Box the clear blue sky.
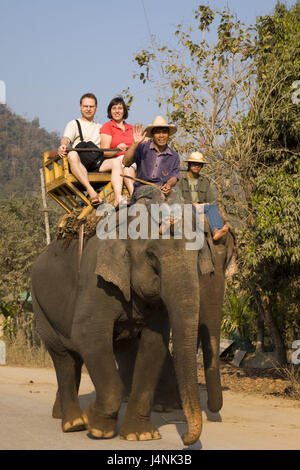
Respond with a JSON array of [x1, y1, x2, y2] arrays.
[[0, 0, 292, 136]]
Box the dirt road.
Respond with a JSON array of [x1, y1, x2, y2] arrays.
[[0, 365, 299, 451]]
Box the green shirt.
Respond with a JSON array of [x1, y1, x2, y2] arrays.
[[176, 171, 218, 204], [187, 176, 200, 203]]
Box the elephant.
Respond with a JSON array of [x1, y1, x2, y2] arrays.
[[31, 199, 235, 445], [116, 215, 235, 415]]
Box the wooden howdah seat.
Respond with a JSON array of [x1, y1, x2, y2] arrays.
[[43, 150, 126, 220]]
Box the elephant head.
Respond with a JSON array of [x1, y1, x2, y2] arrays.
[[95, 203, 204, 445]]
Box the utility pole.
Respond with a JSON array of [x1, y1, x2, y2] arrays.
[[40, 168, 51, 245]]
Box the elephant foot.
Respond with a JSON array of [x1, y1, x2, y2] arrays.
[[52, 404, 62, 419], [85, 402, 118, 439], [207, 394, 223, 413], [62, 413, 88, 432], [52, 392, 62, 419], [205, 368, 223, 412], [52, 391, 86, 430], [119, 419, 161, 441]]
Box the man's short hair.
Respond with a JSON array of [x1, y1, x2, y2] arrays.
[[107, 96, 129, 120], [80, 93, 98, 106]]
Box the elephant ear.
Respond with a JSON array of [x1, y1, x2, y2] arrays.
[[95, 239, 131, 302]]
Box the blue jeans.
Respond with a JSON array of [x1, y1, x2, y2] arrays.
[[203, 204, 223, 232]]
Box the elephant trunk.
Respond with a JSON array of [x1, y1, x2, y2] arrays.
[[161, 256, 202, 445]]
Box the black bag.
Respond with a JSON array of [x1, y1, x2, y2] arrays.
[[75, 120, 104, 172]]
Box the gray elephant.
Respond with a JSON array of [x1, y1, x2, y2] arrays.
[[117, 215, 235, 415], [31, 200, 235, 445]]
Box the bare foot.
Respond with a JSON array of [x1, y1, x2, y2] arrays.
[[212, 224, 229, 241], [113, 196, 128, 208], [89, 193, 103, 206]]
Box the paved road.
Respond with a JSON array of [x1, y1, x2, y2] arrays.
[[0, 366, 299, 451]]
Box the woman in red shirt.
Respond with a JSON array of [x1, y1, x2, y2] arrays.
[[100, 97, 136, 196]]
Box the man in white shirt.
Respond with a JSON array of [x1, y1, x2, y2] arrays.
[[58, 93, 123, 206]]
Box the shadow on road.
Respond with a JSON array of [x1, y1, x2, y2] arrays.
[[77, 386, 221, 450]]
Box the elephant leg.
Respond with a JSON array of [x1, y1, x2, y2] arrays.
[[199, 323, 222, 412], [199, 272, 224, 413], [48, 347, 86, 432], [52, 353, 82, 420], [33, 302, 85, 431], [115, 337, 181, 411], [115, 330, 180, 412], [153, 348, 181, 412], [73, 319, 124, 439], [114, 338, 139, 401], [120, 313, 169, 441]]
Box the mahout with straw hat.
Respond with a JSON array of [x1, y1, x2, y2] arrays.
[[123, 115, 180, 203], [184, 151, 208, 164], [176, 149, 230, 241], [144, 115, 177, 138]]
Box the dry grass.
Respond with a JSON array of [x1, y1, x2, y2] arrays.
[[5, 330, 52, 368], [278, 365, 300, 400]]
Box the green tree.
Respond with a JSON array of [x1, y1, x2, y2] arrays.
[[0, 197, 61, 343], [132, 2, 300, 363], [237, 1, 300, 362], [31, 117, 40, 128]]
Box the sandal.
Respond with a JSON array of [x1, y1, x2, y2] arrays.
[[89, 195, 103, 207]]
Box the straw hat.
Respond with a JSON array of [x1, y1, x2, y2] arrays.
[[184, 151, 208, 164], [144, 115, 177, 138]]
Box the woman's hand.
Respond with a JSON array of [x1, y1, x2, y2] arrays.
[[117, 143, 127, 151]]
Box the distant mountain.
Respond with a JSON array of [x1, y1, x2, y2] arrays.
[[0, 104, 60, 197]]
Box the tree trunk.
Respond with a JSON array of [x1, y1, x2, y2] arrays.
[[251, 284, 286, 364], [256, 311, 265, 353]]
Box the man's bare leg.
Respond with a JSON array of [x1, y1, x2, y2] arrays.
[[99, 158, 124, 207], [68, 151, 102, 203]]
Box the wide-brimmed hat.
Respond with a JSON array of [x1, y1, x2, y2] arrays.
[[184, 151, 208, 164], [144, 115, 177, 138]]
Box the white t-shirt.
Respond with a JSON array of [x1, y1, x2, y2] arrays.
[[63, 118, 102, 147]]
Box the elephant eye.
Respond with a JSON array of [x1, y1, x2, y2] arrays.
[[146, 249, 160, 275]]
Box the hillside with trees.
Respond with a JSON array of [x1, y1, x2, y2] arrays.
[[0, 103, 59, 197], [0, 105, 62, 341]]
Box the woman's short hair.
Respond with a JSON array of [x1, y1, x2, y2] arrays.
[[107, 97, 128, 120]]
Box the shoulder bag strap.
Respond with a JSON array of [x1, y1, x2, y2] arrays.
[[75, 119, 84, 142]]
